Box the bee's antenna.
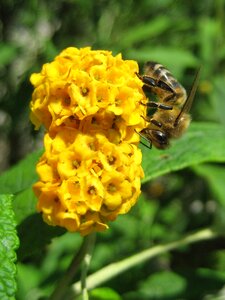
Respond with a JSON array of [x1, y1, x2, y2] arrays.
[[134, 129, 152, 149]]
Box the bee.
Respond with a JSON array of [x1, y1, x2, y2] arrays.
[[137, 62, 200, 149]]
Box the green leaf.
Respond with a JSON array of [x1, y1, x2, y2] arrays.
[[0, 194, 19, 300], [16, 263, 43, 300], [119, 16, 171, 48], [126, 47, 198, 76], [141, 122, 225, 184], [90, 287, 122, 300], [0, 149, 43, 194], [212, 77, 225, 126], [198, 18, 220, 71], [17, 213, 65, 261], [13, 186, 65, 261], [12, 187, 37, 224], [9, 185, 65, 261], [178, 267, 225, 298], [197, 268, 225, 283], [0, 43, 18, 67], [192, 164, 225, 206], [138, 271, 186, 298]]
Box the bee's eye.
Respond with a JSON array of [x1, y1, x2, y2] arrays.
[[152, 130, 168, 145]]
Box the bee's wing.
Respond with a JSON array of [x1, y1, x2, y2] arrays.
[[174, 67, 201, 126]]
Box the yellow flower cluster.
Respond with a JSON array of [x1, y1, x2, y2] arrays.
[[30, 47, 147, 235]]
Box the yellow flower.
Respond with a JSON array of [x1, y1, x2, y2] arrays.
[[30, 47, 146, 133], [30, 47, 147, 235]]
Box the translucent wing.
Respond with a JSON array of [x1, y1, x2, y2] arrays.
[[174, 68, 201, 127]]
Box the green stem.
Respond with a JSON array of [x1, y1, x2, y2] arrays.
[[81, 233, 96, 300], [72, 228, 219, 295], [49, 233, 96, 300]]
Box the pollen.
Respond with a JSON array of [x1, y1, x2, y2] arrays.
[[88, 186, 97, 195], [72, 160, 80, 169], [63, 97, 71, 106], [107, 155, 116, 165], [30, 46, 147, 235], [81, 87, 89, 96], [107, 183, 117, 193]]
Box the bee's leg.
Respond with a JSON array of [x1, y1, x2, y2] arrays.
[[156, 80, 178, 102], [140, 101, 173, 110], [141, 115, 162, 128], [151, 119, 162, 128], [137, 73, 180, 101], [157, 80, 174, 93], [136, 73, 157, 88], [137, 73, 174, 93]]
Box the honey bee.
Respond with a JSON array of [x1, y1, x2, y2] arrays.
[[137, 62, 200, 149]]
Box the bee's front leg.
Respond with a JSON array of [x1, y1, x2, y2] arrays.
[[140, 101, 173, 110]]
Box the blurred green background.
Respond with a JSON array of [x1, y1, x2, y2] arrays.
[[1, 0, 225, 299]]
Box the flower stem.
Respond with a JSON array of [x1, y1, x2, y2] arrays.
[[81, 233, 96, 300], [72, 228, 219, 295], [49, 233, 96, 300]]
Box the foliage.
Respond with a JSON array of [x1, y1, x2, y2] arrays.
[[0, 195, 19, 300], [1, 0, 225, 299]]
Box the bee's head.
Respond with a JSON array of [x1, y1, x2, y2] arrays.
[[141, 128, 169, 149]]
